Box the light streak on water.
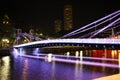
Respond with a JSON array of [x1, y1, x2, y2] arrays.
[[52, 60, 56, 80], [37, 54, 118, 62], [18, 54, 119, 68], [21, 59, 28, 80]]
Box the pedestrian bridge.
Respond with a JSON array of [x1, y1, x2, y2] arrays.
[[13, 38, 120, 49], [13, 10, 120, 49]]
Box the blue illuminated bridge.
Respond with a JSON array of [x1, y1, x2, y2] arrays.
[[11, 10, 120, 79], [13, 10, 120, 50], [13, 38, 120, 49]]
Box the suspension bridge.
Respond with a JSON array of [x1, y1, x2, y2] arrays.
[[13, 10, 120, 49], [11, 10, 120, 80]]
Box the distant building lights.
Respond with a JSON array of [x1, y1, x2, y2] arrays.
[[2, 38, 9, 43], [3, 21, 5, 24], [39, 33, 43, 36], [6, 21, 9, 24], [2, 21, 9, 25], [1, 38, 10, 47]]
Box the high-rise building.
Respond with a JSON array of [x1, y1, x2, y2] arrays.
[[54, 19, 62, 33], [64, 5, 73, 31]]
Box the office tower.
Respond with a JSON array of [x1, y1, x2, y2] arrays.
[[54, 19, 62, 33], [64, 5, 73, 31]]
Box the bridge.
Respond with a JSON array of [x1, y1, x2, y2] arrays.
[[13, 38, 120, 49], [13, 10, 120, 50], [11, 10, 120, 73]]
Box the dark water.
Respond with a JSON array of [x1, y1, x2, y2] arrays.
[[0, 55, 119, 80]]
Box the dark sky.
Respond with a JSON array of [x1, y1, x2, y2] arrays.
[[0, 0, 120, 34]]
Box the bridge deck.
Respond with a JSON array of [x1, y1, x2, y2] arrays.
[[13, 38, 120, 48]]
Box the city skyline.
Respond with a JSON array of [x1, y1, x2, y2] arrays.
[[0, 0, 119, 34]]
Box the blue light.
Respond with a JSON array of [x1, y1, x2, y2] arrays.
[[103, 45, 106, 48], [96, 45, 98, 48], [33, 48, 40, 55], [112, 45, 114, 49]]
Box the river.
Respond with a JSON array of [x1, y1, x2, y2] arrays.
[[0, 50, 120, 80]]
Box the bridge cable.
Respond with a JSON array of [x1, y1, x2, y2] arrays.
[[61, 10, 120, 38], [70, 13, 120, 38], [90, 18, 120, 38], [79, 23, 120, 38]]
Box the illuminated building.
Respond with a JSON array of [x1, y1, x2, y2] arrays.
[[64, 5, 73, 31], [54, 19, 62, 33], [0, 14, 15, 47], [1, 14, 10, 26]]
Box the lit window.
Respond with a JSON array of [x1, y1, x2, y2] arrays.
[[3, 21, 5, 24], [6, 21, 9, 24]]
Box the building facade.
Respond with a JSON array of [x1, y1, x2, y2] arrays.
[[54, 19, 62, 33], [64, 5, 73, 31]]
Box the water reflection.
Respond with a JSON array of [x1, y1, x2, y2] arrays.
[[21, 59, 28, 80], [51, 61, 55, 80], [1, 49, 120, 80], [0, 56, 11, 80], [75, 61, 83, 80]]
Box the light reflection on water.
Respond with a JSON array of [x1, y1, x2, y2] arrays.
[[21, 59, 28, 80], [0, 49, 120, 80], [12, 55, 119, 80], [0, 56, 11, 80]]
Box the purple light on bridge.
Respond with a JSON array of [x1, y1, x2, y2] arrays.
[[61, 10, 120, 38], [13, 38, 120, 48], [74, 13, 120, 37], [90, 18, 120, 38], [12, 48, 20, 58], [79, 23, 120, 38], [16, 54, 119, 68]]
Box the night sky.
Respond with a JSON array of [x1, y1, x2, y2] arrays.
[[0, 0, 120, 34]]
